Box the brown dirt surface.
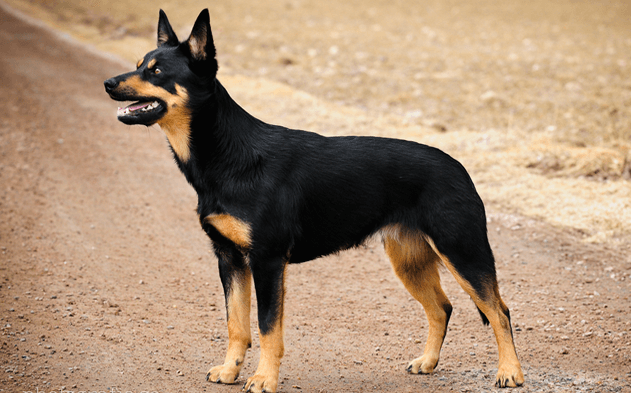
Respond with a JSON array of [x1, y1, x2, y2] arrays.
[[0, 2, 630, 393]]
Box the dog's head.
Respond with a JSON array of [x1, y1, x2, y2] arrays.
[[104, 9, 217, 128]]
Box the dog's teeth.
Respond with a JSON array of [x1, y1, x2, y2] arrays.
[[117, 101, 159, 117]]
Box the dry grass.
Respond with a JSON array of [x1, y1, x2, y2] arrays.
[[5, 0, 630, 242]]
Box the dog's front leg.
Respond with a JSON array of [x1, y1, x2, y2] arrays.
[[207, 246, 252, 384], [244, 256, 287, 393]]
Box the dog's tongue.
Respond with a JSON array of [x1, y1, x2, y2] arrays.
[[125, 102, 150, 111], [117, 101, 160, 117]]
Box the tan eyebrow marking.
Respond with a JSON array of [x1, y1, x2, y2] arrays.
[[136, 58, 144, 69], [147, 58, 157, 69]]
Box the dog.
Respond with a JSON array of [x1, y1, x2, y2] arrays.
[[104, 9, 524, 392]]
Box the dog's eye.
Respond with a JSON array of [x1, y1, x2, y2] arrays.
[[154, 68, 161, 74]]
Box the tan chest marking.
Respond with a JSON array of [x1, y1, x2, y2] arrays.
[[204, 214, 252, 248]]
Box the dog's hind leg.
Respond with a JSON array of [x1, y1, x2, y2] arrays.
[[207, 245, 252, 384], [425, 236, 524, 388], [383, 227, 453, 375]]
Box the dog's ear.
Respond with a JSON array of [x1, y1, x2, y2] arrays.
[[183, 9, 217, 65], [157, 9, 179, 48]]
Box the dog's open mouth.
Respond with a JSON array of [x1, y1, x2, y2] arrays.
[[117, 101, 161, 117], [115, 99, 166, 125]]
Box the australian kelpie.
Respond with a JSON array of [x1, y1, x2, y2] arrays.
[[104, 9, 524, 392]]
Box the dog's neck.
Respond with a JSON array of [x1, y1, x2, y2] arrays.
[[169, 79, 268, 196]]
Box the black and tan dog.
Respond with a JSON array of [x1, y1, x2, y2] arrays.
[[104, 9, 524, 392]]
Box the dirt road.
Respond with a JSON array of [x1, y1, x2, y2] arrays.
[[0, 4, 629, 393]]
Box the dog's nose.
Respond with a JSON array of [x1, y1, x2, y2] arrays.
[[104, 78, 118, 93]]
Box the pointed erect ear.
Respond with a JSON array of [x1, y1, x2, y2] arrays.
[[157, 9, 179, 47], [185, 9, 216, 62]]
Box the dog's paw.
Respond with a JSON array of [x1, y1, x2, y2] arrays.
[[405, 354, 438, 374], [495, 363, 524, 388], [242, 373, 278, 393], [206, 363, 240, 384]]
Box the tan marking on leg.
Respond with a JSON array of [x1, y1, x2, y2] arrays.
[[424, 236, 524, 387], [245, 322, 283, 393], [382, 225, 452, 374], [245, 264, 286, 393], [226, 269, 252, 362], [207, 269, 252, 384], [118, 76, 192, 161], [204, 214, 252, 249]]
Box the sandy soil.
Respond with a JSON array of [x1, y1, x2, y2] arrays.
[[0, 2, 630, 393]]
